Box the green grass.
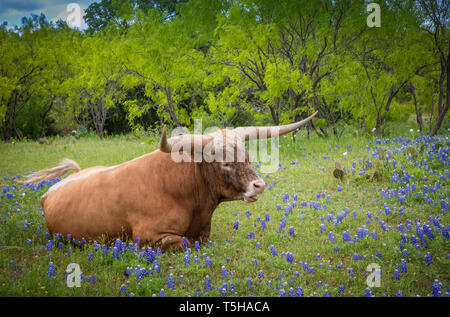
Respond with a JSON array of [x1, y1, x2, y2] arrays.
[[0, 126, 448, 297]]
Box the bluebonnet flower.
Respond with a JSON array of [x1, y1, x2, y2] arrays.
[[394, 269, 400, 280], [245, 210, 251, 218], [399, 259, 407, 273], [320, 224, 326, 233], [184, 251, 191, 266], [112, 247, 120, 260], [205, 256, 212, 267], [227, 281, 235, 295], [286, 252, 294, 263], [328, 232, 335, 243], [278, 216, 286, 233], [47, 262, 55, 277], [261, 220, 267, 230], [270, 245, 278, 256], [204, 276, 212, 292], [288, 226, 295, 237], [432, 280, 443, 297], [258, 271, 265, 279], [233, 220, 239, 230], [182, 237, 189, 248], [348, 268, 355, 277], [102, 245, 108, 256], [338, 285, 345, 296], [255, 242, 260, 249], [425, 252, 433, 266], [279, 289, 287, 297], [402, 249, 409, 258], [363, 288, 374, 297], [88, 252, 94, 262], [167, 274, 175, 290], [342, 230, 351, 242], [296, 286, 304, 297], [221, 266, 227, 280], [153, 262, 160, 273], [160, 289, 165, 297], [372, 230, 377, 239], [194, 241, 200, 251], [247, 278, 253, 289], [288, 288, 297, 297]]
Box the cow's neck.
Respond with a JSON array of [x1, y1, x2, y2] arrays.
[[195, 162, 221, 214]]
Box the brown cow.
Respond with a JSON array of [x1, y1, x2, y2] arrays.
[[23, 112, 317, 251]]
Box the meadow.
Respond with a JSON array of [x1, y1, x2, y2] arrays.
[[0, 123, 448, 297]]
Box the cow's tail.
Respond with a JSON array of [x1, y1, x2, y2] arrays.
[[17, 159, 81, 184]]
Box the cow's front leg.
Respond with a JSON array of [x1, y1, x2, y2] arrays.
[[195, 220, 211, 243], [155, 234, 192, 252]]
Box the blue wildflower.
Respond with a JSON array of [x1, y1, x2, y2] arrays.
[[167, 274, 175, 290], [425, 252, 433, 266], [205, 256, 211, 267], [47, 262, 55, 277], [270, 245, 278, 256]]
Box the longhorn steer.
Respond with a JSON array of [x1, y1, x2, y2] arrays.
[[23, 112, 317, 251]]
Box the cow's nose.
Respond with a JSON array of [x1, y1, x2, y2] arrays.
[[251, 179, 265, 194]]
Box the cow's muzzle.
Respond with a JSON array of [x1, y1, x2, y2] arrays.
[[243, 179, 265, 203]]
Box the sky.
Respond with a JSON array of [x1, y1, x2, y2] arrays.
[[0, 0, 98, 29]]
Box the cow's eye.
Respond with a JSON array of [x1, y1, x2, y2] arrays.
[[222, 162, 234, 171]]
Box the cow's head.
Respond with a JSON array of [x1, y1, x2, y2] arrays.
[[159, 112, 317, 203]]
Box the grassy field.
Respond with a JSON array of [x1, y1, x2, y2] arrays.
[[0, 124, 448, 297]]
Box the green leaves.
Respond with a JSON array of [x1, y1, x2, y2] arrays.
[[0, 0, 444, 140]]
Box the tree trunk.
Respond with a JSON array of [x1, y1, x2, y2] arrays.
[[40, 100, 54, 137], [269, 98, 280, 125], [88, 99, 107, 138], [165, 87, 182, 127], [432, 47, 449, 135], [411, 83, 423, 133]]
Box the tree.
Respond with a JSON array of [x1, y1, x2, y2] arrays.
[[120, 9, 205, 128], [337, 2, 432, 135], [69, 35, 130, 137], [0, 15, 47, 140], [84, 0, 189, 33], [417, 0, 449, 135]]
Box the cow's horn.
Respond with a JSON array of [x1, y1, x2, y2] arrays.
[[159, 125, 171, 153], [233, 111, 318, 141]]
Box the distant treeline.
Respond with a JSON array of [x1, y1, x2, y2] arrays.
[[0, 0, 448, 140]]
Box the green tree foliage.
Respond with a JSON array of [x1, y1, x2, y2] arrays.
[[0, 1, 447, 140]]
